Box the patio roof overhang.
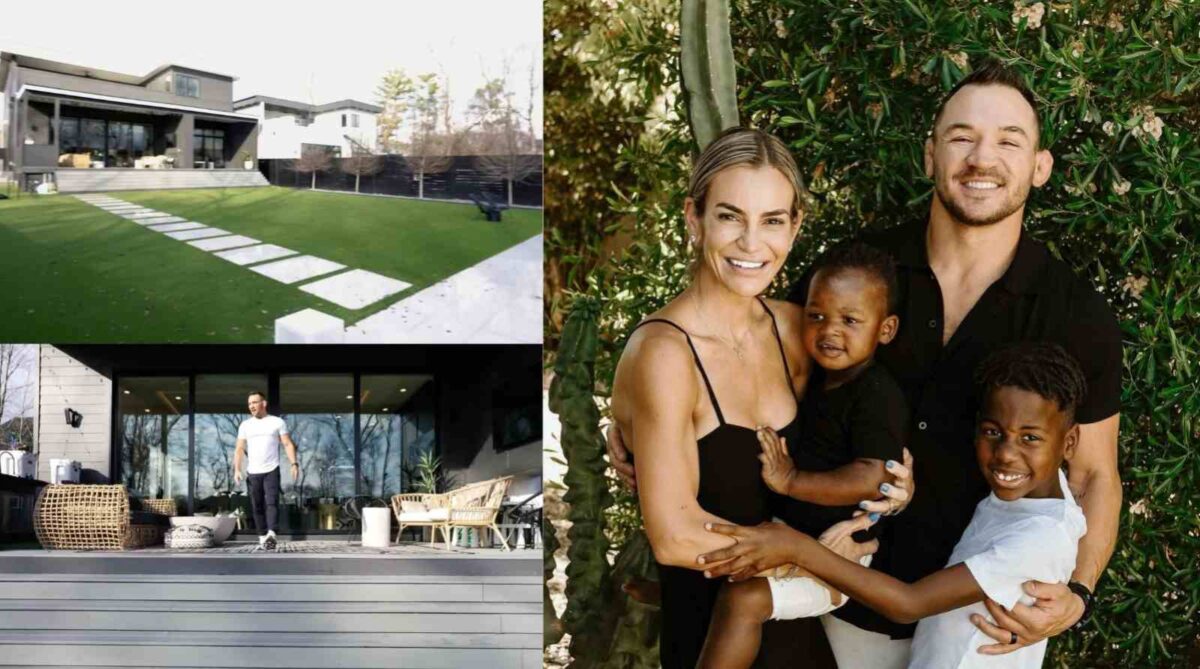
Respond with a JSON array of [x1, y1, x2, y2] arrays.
[[15, 85, 258, 122]]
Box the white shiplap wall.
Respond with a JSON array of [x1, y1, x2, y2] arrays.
[[36, 346, 111, 481]]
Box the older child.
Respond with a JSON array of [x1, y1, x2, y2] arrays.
[[700, 342, 1088, 669], [697, 242, 909, 668]]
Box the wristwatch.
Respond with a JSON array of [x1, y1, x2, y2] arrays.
[[1067, 581, 1094, 628]]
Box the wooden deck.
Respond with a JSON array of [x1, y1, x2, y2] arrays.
[[0, 543, 541, 668]]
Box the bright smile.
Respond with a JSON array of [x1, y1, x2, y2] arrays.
[[961, 179, 1003, 192], [990, 468, 1029, 488], [726, 258, 768, 271]]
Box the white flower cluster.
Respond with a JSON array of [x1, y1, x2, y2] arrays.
[[1112, 179, 1132, 196], [1011, 2, 1045, 29], [1130, 105, 1165, 141]]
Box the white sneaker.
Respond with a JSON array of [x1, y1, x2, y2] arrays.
[[264, 531, 277, 551]]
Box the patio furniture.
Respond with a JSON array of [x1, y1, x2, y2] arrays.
[[469, 192, 509, 222], [165, 524, 214, 549], [390, 476, 515, 551], [361, 507, 391, 548], [169, 515, 236, 545], [33, 484, 176, 550]]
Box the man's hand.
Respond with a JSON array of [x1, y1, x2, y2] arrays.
[[233, 469, 243, 486], [858, 447, 914, 515], [756, 426, 798, 495], [970, 581, 1084, 654], [605, 423, 637, 490]]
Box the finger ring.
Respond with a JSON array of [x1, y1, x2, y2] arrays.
[[1009, 632, 1018, 645]]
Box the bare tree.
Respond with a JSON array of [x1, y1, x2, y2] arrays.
[[408, 73, 453, 199], [292, 150, 333, 190], [470, 75, 542, 206], [341, 148, 384, 194], [0, 345, 35, 449]]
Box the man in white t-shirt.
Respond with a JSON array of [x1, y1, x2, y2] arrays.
[[233, 391, 299, 551]]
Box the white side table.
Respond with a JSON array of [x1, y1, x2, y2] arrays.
[[361, 507, 391, 548]]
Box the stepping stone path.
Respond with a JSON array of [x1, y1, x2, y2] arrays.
[[73, 194, 413, 310]]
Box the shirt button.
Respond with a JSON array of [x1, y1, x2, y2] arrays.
[[918, 421, 928, 431], [927, 319, 937, 329]]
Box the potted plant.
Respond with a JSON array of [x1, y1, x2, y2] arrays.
[[240, 151, 255, 170], [361, 497, 392, 548]]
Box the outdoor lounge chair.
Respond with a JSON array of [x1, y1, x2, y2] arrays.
[[470, 191, 509, 222], [33, 484, 177, 550], [390, 475, 515, 550]]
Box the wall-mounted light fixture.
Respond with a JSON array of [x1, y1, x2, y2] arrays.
[[64, 408, 83, 428]]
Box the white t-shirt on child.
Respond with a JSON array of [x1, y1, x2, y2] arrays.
[[908, 468, 1086, 669], [237, 415, 289, 475]]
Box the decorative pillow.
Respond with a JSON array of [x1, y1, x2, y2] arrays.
[[166, 524, 214, 549], [400, 501, 428, 513]]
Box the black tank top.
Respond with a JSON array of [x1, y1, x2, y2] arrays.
[[631, 299, 804, 669]]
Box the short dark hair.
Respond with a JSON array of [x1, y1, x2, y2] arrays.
[[933, 59, 1041, 146], [974, 342, 1087, 421], [247, 391, 267, 401], [810, 241, 899, 313]]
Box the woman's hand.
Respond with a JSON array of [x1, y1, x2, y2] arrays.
[[605, 423, 638, 490], [697, 521, 812, 581], [858, 447, 915, 516], [818, 511, 881, 563], [757, 426, 798, 495]]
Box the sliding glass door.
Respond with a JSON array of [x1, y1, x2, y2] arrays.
[[117, 377, 190, 510]]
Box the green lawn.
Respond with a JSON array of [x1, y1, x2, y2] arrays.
[[0, 187, 541, 342]]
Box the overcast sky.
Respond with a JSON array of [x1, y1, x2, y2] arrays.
[[0, 0, 541, 132]]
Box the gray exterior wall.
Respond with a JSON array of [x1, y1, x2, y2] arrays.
[[36, 346, 111, 482], [143, 67, 235, 112], [18, 67, 233, 113]]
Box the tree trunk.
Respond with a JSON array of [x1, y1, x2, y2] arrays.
[[508, 178, 514, 206], [355, 173, 361, 193], [310, 171, 316, 190], [418, 170, 424, 199]]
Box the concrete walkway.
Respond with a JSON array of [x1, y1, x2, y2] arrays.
[[346, 234, 542, 344]]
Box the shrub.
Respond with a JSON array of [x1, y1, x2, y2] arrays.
[[546, 0, 1200, 666]]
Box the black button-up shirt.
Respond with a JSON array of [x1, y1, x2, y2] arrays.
[[787, 220, 1122, 638]]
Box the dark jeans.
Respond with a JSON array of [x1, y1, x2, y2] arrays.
[[247, 466, 280, 534]]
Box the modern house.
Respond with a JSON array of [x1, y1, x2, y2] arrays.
[[0, 52, 268, 192], [31, 344, 542, 532], [233, 95, 381, 159]]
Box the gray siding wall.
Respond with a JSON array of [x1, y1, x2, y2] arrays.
[[144, 68, 234, 111], [36, 346, 111, 481], [19, 68, 232, 112]]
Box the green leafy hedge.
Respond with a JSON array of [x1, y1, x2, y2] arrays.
[[546, 0, 1200, 666]]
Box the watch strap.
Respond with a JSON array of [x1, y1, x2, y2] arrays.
[[1067, 581, 1094, 628]]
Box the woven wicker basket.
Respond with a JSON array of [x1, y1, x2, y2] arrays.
[[33, 485, 174, 550]]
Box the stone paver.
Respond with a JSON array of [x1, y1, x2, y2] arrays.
[[213, 244, 299, 266], [137, 216, 187, 225], [147, 222, 207, 233], [346, 234, 541, 343], [249, 256, 346, 284], [122, 211, 166, 220], [187, 235, 260, 252], [165, 227, 231, 241], [298, 269, 412, 310]]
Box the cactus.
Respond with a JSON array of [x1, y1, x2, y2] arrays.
[[549, 296, 614, 666], [598, 531, 661, 669], [680, 0, 739, 150], [544, 510, 564, 646]]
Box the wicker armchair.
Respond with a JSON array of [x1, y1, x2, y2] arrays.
[[391, 476, 515, 551], [34, 484, 177, 550]]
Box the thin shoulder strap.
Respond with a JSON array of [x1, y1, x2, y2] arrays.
[[757, 298, 795, 390], [630, 318, 726, 425]]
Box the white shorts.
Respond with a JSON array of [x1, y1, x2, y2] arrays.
[[768, 554, 872, 620]]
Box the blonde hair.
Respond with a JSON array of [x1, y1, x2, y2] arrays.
[[687, 127, 810, 219]]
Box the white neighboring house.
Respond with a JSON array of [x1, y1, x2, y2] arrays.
[[232, 95, 380, 159]]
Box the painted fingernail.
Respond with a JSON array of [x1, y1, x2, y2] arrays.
[[886, 460, 897, 469], [697, 556, 706, 564], [880, 483, 891, 493], [704, 571, 711, 578], [869, 512, 880, 522], [858, 501, 869, 510], [704, 523, 712, 530]]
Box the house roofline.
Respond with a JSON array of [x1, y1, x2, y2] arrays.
[[233, 95, 382, 114], [16, 85, 258, 121], [0, 51, 236, 88]]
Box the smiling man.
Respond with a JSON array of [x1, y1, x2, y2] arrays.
[[606, 60, 1123, 668], [233, 391, 300, 551]]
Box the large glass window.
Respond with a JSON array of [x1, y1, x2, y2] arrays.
[[58, 116, 152, 167], [194, 374, 269, 516], [117, 378, 190, 509], [280, 375, 354, 531], [194, 128, 225, 168], [359, 375, 436, 497]]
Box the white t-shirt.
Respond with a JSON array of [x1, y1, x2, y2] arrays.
[[237, 415, 289, 475], [908, 468, 1086, 669]]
